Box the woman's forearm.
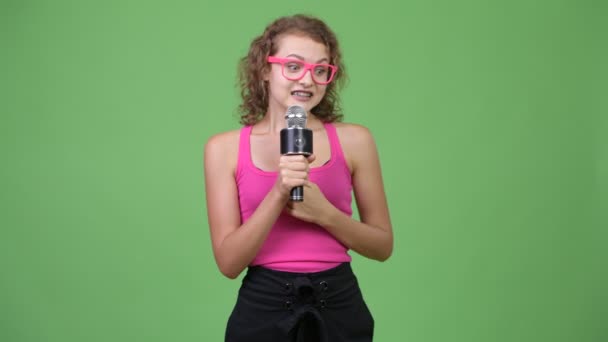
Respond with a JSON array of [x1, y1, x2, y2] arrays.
[[215, 189, 287, 279], [318, 206, 393, 261]]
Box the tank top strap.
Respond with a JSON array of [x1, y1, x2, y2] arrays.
[[323, 123, 351, 178], [324, 122, 344, 161], [237, 125, 253, 177]]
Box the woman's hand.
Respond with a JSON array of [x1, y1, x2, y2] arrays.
[[274, 154, 316, 199], [283, 181, 334, 225]]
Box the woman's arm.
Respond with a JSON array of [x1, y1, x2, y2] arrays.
[[204, 131, 312, 278], [284, 124, 393, 261]]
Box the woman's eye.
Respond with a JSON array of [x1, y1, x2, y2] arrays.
[[286, 63, 302, 71], [314, 67, 328, 75]]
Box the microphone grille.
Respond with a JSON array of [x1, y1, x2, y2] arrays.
[[285, 105, 307, 128]]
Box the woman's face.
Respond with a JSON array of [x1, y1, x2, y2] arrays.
[[266, 33, 330, 115]]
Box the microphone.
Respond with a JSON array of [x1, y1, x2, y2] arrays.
[[280, 105, 313, 201]]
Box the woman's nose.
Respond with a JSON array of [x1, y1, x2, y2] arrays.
[[298, 69, 314, 86]]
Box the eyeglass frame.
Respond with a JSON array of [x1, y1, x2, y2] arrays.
[[267, 56, 338, 85]]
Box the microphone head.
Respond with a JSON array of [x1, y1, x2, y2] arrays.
[[285, 105, 307, 128]]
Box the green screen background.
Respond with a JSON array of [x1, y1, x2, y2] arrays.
[[1, 1, 606, 341]]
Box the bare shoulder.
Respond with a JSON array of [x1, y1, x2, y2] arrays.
[[332, 122, 375, 147], [204, 129, 241, 171], [332, 122, 378, 172], [205, 129, 241, 151]]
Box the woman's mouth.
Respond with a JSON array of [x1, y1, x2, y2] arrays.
[[291, 91, 313, 98]]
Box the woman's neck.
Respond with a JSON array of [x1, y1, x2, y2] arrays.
[[254, 110, 323, 135]]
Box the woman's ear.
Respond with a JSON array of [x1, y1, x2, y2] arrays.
[[262, 67, 270, 81]]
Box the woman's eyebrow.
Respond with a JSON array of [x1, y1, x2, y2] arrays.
[[285, 54, 329, 63]]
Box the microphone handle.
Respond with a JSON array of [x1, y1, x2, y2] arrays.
[[290, 186, 304, 202], [280, 127, 312, 202]]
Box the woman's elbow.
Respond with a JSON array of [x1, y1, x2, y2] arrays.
[[377, 238, 393, 261], [217, 260, 243, 279], [217, 266, 236, 279], [376, 247, 392, 262], [218, 266, 240, 279]]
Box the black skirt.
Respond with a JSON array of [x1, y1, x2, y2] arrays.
[[225, 263, 374, 342]]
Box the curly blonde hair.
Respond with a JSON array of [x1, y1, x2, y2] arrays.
[[237, 14, 347, 126]]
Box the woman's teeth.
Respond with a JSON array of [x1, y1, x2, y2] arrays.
[[291, 91, 312, 97]]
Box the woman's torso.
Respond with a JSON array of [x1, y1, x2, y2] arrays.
[[236, 122, 354, 272]]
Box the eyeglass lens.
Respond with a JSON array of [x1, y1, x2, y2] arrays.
[[282, 61, 333, 84]]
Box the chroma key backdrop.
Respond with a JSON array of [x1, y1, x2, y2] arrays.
[[1, 1, 606, 341]]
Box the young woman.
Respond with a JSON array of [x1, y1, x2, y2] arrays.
[[204, 14, 393, 341]]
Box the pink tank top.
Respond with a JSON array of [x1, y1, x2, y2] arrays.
[[236, 123, 353, 272]]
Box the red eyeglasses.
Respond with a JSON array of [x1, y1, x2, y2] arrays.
[[267, 56, 338, 85]]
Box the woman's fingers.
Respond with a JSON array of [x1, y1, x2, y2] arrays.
[[279, 170, 308, 184], [279, 155, 311, 171], [276, 154, 315, 197]]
